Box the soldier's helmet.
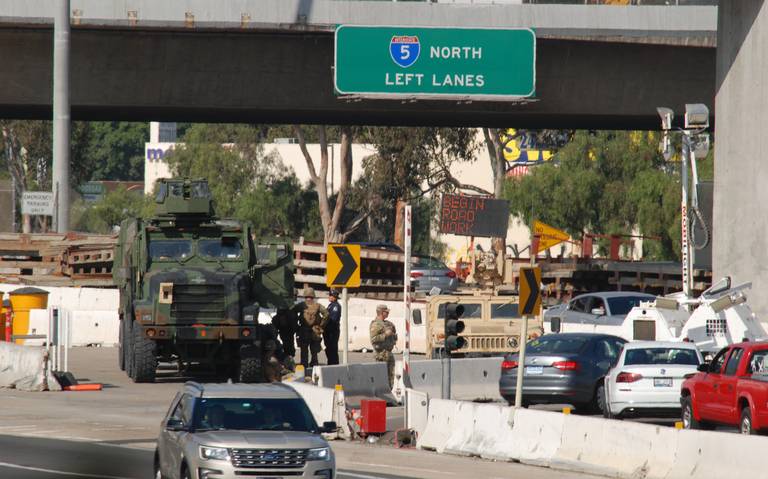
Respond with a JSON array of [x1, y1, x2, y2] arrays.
[[303, 287, 316, 299], [376, 304, 390, 313]]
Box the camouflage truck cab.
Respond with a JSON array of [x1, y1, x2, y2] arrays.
[[425, 293, 544, 359], [113, 178, 294, 383]]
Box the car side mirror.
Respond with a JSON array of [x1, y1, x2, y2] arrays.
[[550, 317, 561, 333], [697, 363, 709, 373], [165, 419, 187, 432], [591, 308, 605, 316], [320, 421, 337, 433], [412, 310, 422, 325]]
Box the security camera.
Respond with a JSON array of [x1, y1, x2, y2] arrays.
[[685, 103, 709, 129], [657, 107, 674, 131]]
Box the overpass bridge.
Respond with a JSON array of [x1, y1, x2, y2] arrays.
[[0, 0, 716, 128]]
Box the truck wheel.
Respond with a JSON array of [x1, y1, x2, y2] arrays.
[[130, 324, 157, 383], [741, 407, 756, 435], [682, 396, 706, 430], [125, 320, 135, 378], [238, 346, 265, 383], [118, 319, 125, 371]]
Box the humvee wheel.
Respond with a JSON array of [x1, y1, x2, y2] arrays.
[[130, 324, 158, 383]]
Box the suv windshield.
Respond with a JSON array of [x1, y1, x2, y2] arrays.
[[149, 240, 192, 260], [199, 238, 242, 259], [192, 398, 318, 432]]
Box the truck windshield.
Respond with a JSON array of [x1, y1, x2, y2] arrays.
[[199, 238, 242, 259], [149, 240, 192, 260], [193, 398, 318, 432]]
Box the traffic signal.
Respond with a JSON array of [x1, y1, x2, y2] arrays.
[[444, 303, 466, 352]]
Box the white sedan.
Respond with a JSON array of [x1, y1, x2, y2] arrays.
[[602, 341, 703, 419]]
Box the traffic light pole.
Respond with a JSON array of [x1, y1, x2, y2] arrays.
[[441, 350, 451, 400]]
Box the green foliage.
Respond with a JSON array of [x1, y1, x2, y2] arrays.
[[72, 187, 153, 233], [79, 122, 148, 181], [504, 130, 683, 260]]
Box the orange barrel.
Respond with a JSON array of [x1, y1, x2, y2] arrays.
[[8, 287, 49, 345]]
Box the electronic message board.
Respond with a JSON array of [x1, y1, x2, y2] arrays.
[[439, 194, 509, 238]]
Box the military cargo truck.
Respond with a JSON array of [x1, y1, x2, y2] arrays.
[[419, 292, 544, 359], [113, 178, 294, 383]]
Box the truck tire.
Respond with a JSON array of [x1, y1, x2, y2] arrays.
[[682, 396, 708, 430], [238, 345, 265, 383], [741, 407, 756, 435], [118, 319, 125, 371], [125, 319, 135, 378], [130, 324, 157, 383]]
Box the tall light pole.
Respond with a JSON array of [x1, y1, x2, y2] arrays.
[[52, 0, 71, 232]]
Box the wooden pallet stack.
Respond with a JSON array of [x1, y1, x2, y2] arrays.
[[0, 233, 117, 286], [293, 239, 415, 300]]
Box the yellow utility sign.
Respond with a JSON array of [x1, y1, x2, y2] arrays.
[[326, 244, 361, 288], [519, 267, 542, 316], [533, 220, 570, 253]]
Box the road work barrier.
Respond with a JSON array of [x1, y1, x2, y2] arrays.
[[313, 362, 396, 405], [0, 342, 60, 391], [393, 357, 503, 404], [404, 388, 429, 436], [285, 381, 351, 440], [416, 398, 768, 478]]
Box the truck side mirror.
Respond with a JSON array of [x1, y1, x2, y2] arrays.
[[412, 310, 422, 325], [320, 421, 337, 433], [591, 307, 606, 317], [550, 317, 561, 333]]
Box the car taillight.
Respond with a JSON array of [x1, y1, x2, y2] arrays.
[[501, 360, 518, 370], [552, 361, 580, 371], [410, 272, 423, 278], [446, 271, 457, 278], [616, 372, 643, 383]]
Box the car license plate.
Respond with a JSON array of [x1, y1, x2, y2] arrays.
[[525, 366, 543, 375], [654, 377, 672, 387]]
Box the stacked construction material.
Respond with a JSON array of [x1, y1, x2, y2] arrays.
[[0, 233, 116, 287]]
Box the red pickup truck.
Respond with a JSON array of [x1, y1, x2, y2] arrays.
[[681, 341, 768, 434]]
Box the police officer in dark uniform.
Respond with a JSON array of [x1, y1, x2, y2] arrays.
[[324, 290, 342, 365]]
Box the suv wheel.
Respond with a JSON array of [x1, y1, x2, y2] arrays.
[[130, 323, 157, 383]]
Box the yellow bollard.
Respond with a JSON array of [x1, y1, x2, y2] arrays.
[[335, 383, 344, 391], [675, 421, 684, 430], [8, 287, 49, 345], [294, 365, 306, 381], [562, 407, 572, 415]]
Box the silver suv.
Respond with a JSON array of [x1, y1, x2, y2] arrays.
[[155, 382, 336, 479]]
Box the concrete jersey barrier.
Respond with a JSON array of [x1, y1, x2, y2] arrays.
[[394, 357, 503, 403], [284, 381, 351, 440], [0, 342, 60, 391], [313, 362, 396, 405]]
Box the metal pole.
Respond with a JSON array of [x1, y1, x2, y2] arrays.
[[403, 204, 412, 383], [514, 315, 530, 408], [63, 310, 69, 372], [441, 350, 451, 400], [681, 133, 691, 299], [341, 287, 349, 364], [52, 0, 71, 232]]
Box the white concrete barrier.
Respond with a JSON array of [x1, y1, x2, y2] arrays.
[[313, 362, 396, 405], [0, 342, 60, 391], [0, 284, 119, 311], [394, 357, 503, 404], [443, 401, 511, 459], [416, 398, 458, 453], [25, 308, 119, 347], [666, 429, 768, 479], [404, 388, 429, 438], [506, 408, 564, 466], [284, 381, 351, 440]]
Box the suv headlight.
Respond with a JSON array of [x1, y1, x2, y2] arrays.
[[200, 446, 230, 461], [307, 447, 330, 461]]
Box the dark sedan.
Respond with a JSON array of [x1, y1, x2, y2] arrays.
[[499, 333, 627, 413]]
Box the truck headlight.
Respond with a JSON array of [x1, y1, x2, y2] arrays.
[[200, 446, 230, 461], [307, 447, 330, 461]]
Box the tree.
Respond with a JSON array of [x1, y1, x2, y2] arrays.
[[293, 125, 366, 244], [71, 186, 153, 233], [79, 122, 148, 181]]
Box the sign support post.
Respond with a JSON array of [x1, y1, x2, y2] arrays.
[[341, 287, 349, 364], [516, 266, 541, 408]]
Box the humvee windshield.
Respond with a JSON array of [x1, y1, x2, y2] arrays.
[[199, 238, 242, 259], [150, 240, 192, 260], [491, 303, 520, 319]]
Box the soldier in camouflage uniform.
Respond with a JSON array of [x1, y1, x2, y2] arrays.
[[292, 287, 329, 368], [370, 304, 397, 388]]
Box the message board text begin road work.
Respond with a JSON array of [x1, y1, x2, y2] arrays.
[[440, 194, 510, 237]]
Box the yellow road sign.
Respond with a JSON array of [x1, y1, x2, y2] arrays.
[[533, 220, 570, 253], [326, 244, 361, 288], [519, 266, 542, 316]]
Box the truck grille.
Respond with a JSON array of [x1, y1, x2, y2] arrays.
[[468, 336, 516, 351], [230, 449, 307, 469], [171, 284, 226, 322]]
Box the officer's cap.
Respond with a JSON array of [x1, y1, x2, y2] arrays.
[[329, 289, 340, 298]]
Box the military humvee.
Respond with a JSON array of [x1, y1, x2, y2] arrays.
[[113, 178, 294, 383], [419, 292, 544, 359]]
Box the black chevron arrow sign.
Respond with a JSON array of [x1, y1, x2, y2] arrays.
[[327, 244, 361, 288]]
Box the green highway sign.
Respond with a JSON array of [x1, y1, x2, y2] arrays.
[[334, 26, 535, 100]]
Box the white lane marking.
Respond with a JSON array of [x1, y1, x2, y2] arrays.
[[346, 461, 458, 476], [0, 461, 134, 479]]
